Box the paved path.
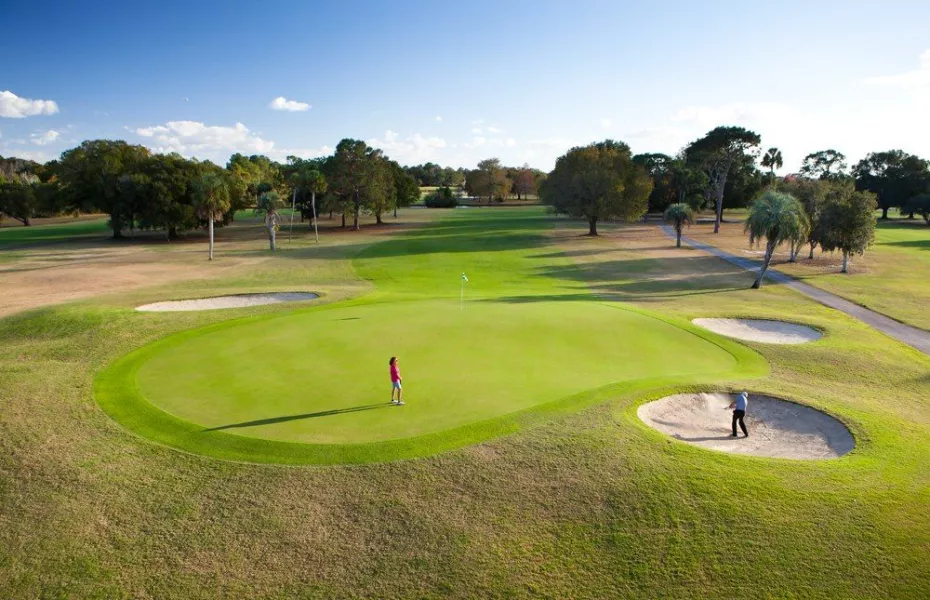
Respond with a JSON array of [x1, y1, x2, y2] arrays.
[[659, 225, 930, 357]]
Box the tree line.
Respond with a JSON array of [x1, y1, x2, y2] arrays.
[[0, 139, 421, 253], [535, 127, 924, 283], [625, 129, 930, 229]]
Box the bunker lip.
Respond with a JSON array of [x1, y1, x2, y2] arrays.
[[136, 292, 319, 312], [637, 392, 854, 459], [693, 318, 821, 345]]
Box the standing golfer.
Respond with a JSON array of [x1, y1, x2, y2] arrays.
[[729, 391, 749, 437], [389, 356, 404, 405]]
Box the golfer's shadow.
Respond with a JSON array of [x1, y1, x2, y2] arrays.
[[204, 403, 389, 432], [673, 433, 740, 442]]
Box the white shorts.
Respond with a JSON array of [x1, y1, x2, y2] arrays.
[[392, 381, 402, 390]]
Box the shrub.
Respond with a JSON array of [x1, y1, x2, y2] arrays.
[[424, 186, 457, 208]]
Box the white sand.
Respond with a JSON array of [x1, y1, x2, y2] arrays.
[[637, 392, 854, 459], [136, 292, 318, 312], [693, 318, 821, 344]]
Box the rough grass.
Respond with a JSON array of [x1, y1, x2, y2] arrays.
[[1, 208, 928, 598], [689, 213, 930, 330]]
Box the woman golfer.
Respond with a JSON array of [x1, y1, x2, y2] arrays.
[[389, 356, 404, 405]]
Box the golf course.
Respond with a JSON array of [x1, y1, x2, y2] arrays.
[[3, 3, 930, 595], [2, 206, 928, 598], [96, 211, 764, 463]]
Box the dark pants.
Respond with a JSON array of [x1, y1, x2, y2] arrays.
[[732, 410, 748, 436]]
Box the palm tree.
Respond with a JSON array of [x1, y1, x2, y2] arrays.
[[663, 203, 695, 248], [290, 168, 327, 243], [192, 172, 231, 261], [761, 147, 783, 188], [745, 191, 807, 288], [255, 191, 282, 251]]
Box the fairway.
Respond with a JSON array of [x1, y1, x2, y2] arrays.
[[96, 209, 765, 463]]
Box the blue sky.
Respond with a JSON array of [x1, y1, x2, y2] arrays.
[[2, 0, 929, 171]]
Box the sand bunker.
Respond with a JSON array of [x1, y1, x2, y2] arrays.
[[693, 318, 821, 344], [637, 392, 854, 459], [136, 292, 318, 312]]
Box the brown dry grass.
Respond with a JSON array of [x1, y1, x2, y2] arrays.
[[0, 210, 439, 319]]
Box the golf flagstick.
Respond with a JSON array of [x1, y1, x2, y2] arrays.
[[461, 273, 468, 311]]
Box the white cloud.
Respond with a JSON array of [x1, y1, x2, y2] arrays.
[[368, 129, 447, 164], [623, 101, 810, 171], [487, 126, 503, 134], [434, 115, 443, 122], [471, 127, 483, 134], [30, 130, 60, 145], [0, 91, 60, 118], [463, 135, 517, 150], [471, 118, 484, 125], [269, 96, 311, 112], [134, 121, 275, 156], [5, 149, 53, 163], [600, 117, 613, 129], [865, 49, 930, 87]]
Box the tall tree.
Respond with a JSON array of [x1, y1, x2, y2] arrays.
[[289, 162, 327, 242], [633, 153, 677, 212], [799, 150, 848, 180], [818, 186, 877, 273], [363, 153, 396, 225], [761, 147, 783, 187], [391, 161, 420, 218], [0, 182, 37, 226], [685, 126, 761, 233], [255, 190, 282, 251], [853, 150, 930, 219], [512, 163, 539, 200], [668, 159, 707, 209], [58, 140, 151, 238], [745, 191, 808, 288], [191, 172, 231, 260], [325, 139, 388, 230], [540, 140, 653, 235], [476, 158, 510, 202], [781, 177, 829, 259], [722, 153, 765, 211]]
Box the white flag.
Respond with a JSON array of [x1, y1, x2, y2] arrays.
[[461, 273, 468, 282]]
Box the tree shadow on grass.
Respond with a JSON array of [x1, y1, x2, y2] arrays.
[[204, 403, 390, 432], [881, 239, 930, 251], [531, 256, 761, 300]]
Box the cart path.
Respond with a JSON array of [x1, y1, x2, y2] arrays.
[[659, 224, 930, 357]]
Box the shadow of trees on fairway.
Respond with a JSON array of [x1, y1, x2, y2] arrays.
[[232, 212, 562, 262], [530, 256, 763, 300], [204, 403, 391, 432], [882, 239, 930, 251]]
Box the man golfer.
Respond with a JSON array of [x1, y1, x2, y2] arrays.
[[729, 392, 749, 437], [389, 356, 404, 405]]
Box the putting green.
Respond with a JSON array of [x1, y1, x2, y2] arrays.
[[95, 209, 767, 463]]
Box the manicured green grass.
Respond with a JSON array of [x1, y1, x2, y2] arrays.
[[96, 210, 763, 462], [0, 217, 109, 246], [2, 208, 928, 598]]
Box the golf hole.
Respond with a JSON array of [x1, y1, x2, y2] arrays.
[[136, 292, 319, 312], [637, 392, 854, 459], [693, 318, 821, 345]]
